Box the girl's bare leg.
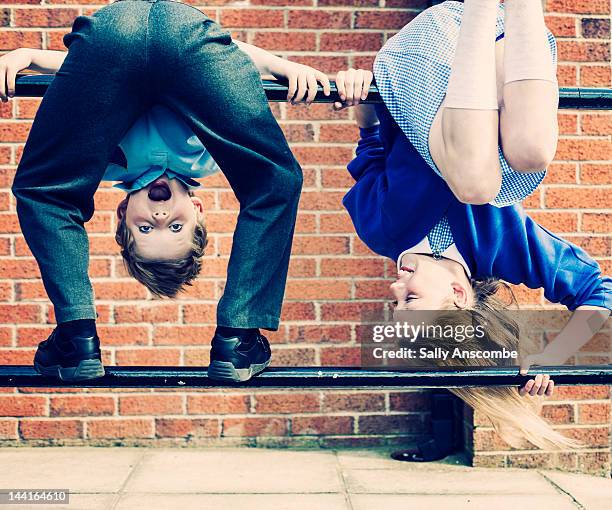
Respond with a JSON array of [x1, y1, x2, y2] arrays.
[[429, 0, 502, 205], [500, 0, 559, 172]]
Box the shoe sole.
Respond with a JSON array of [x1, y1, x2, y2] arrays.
[[207, 358, 271, 382], [34, 359, 105, 382]]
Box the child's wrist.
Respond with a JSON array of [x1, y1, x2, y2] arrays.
[[26, 49, 58, 73], [355, 105, 380, 129], [254, 51, 276, 76], [540, 341, 572, 366], [18, 47, 35, 64], [358, 122, 380, 132], [266, 55, 288, 78]]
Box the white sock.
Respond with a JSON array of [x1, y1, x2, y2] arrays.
[[503, 0, 557, 84], [445, 0, 499, 110]]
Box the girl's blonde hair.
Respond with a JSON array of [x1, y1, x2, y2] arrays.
[[415, 278, 582, 450]]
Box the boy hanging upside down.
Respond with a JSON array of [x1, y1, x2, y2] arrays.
[[2, 0, 330, 382]]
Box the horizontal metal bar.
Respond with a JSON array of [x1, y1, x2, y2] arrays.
[[262, 79, 383, 104], [1, 365, 611, 388], [14, 73, 612, 109]]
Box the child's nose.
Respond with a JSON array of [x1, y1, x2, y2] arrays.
[[152, 210, 168, 219], [390, 281, 408, 302]]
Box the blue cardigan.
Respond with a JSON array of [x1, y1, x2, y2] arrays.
[[342, 104, 611, 311]]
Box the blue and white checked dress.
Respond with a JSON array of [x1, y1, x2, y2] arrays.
[[396, 213, 472, 277], [373, 0, 558, 208], [427, 215, 453, 257]]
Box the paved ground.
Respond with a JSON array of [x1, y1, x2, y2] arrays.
[[0, 447, 610, 509]]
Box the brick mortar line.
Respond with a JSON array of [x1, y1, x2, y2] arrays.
[[54, 411, 434, 418], [5, 344, 367, 349], [1, 26, 610, 37], [0, 245, 610, 253], [2, 5, 611, 15], [0, 132, 610, 142], [15, 189, 612, 196], [29, 390, 370, 396], [4, 297, 610, 304], [558, 134, 612, 138], [474, 423, 610, 431], [0, 436, 425, 447], [477, 447, 607, 454], [0, 418, 465, 427], [10, 321, 598, 330], [0, 208, 610, 213], [246, 30, 611, 40], [3, 29, 410, 36], [519, 207, 611, 213], [9, 393, 608, 403], [3, 6, 428, 12]]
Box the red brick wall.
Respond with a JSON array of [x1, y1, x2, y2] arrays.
[[0, 0, 610, 475]]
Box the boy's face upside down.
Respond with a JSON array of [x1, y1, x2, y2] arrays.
[[116, 174, 204, 261]]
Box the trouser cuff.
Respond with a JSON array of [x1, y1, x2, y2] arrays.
[[217, 312, 280, 332], [54, 305, 97, 324]]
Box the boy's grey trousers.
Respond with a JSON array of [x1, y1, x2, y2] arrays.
[[12, 0, 303, 331]]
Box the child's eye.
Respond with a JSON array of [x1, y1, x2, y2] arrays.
[[138, 225, 153, 233], [169, 223, 183, 233]]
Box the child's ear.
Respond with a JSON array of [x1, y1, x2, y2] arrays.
[[191, 196, 204, 215], [452, 282, 471, 309], [116, 197, 128, 221]]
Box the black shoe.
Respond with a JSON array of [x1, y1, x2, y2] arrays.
[[34, 328, 105, 382], [207, 330, 272, 382]]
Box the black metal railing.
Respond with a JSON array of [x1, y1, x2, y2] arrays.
[[1, 365, 611, 388], [14, 73, 612, 109]]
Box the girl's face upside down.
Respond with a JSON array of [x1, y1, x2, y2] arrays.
[[391, 252, 474, 311]]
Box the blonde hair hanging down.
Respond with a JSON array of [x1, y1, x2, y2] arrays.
[[412, 278, 583, 450]]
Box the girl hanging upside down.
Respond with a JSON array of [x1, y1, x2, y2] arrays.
[[334, 0, 611, 450], [375, 0, 559, 207]]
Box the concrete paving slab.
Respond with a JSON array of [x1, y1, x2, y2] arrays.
[[345, 468, 558, 495], [541, 471, 612, 510], [351, 494, 577, 510], [0, 448, 142, 492], [115, 493, 349, 510], [1, 446, 610, 509], [124, 448, 343, 494], [15, 494, 116, 510]]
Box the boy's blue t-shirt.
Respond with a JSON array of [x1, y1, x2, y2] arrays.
[[102, 104, 220, 192]]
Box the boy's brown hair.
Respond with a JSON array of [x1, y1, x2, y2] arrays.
[[115, 213, 208, 298]]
